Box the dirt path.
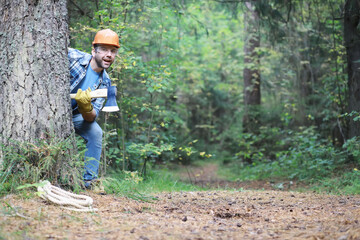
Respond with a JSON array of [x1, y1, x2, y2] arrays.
[[1, 190, 360, 239], [1, 164, 360, 239], [179, 163, 303, 191]]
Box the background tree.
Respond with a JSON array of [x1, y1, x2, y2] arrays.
[[344, 0, 360, 138], [243, 1, 261, 134]]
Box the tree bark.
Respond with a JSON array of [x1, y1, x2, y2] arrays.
[[344, 0, 360, 138], [243, 1, 261, 133], [0, 0, 72, 144]]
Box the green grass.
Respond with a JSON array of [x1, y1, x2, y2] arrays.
[[103, 169, 204, 201], [309, 169, 360, 195], [217, 158, 289, 182]]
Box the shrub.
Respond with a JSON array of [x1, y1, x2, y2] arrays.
[[0, 135, 84, 195], [231, 126, 347, 182]]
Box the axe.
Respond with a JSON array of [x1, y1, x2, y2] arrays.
[[70, 85, 119, 112]]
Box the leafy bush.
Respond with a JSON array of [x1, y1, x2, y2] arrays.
[[235, 126, 287, 164], [343, 137, 360, 164], [0, 135, 84, 195], [231, 126, 347, 182], [275, 127, 346, 180]]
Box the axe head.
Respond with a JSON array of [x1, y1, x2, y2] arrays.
[[102, 85, 120, 112]]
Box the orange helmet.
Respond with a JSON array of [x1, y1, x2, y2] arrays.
[[92, 29, 120, 48]]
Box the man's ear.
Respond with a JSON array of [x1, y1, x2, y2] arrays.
[[91, 47, 96, 57]]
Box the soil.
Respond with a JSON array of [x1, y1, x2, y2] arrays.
[[1, 164, 360, 240]]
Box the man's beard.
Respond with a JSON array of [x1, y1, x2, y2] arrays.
[[94, 55, 113, 70]]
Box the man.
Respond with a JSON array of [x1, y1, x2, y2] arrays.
[[68, 29, 120, 188]]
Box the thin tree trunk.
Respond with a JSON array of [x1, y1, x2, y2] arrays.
[[243, 1, 261, 133], [344, 0, 360, 138]]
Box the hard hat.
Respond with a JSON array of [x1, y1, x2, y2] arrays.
[[92, 29, 120, 48]]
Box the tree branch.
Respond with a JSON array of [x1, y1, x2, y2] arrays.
[[69, 0, 92, 19], [286, 0, 292, 23]]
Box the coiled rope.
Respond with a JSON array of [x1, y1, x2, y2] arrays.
[[37, 180, 97, 212]]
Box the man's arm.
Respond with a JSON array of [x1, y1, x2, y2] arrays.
[[81, 108, 97, 122]]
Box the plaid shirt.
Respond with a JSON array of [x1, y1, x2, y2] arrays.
[[68, 48, 111, 116]]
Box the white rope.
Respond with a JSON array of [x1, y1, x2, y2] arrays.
[[37, 180, 98, 212]]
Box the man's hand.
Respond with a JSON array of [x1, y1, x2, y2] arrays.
[[75, 88, 93, 114]]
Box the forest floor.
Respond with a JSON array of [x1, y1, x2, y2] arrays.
[[1, 164, 360, 240]]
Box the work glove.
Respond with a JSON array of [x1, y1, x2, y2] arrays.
[[75, 88, 93, 114]]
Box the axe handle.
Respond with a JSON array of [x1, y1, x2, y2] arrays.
[[70, 89, 108, 99]]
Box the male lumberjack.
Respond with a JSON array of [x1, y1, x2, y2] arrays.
[[68, 29, 119, 188]]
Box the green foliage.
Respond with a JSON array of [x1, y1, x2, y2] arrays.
[[68, 0, 247, 173], [312, 169, 360, 195], [276, 127, 346, 181], [103, 169, 202, 200], [230, 126, 347, 182], [0, 135, 84, 195], [236, 126, 285, 164], [343, 137, 360, 164], [67, 0, 354, 192]]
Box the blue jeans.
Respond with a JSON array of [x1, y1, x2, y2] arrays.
[[72, 114, 103, 181]]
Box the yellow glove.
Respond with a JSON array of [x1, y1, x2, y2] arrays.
[[75, 88, 93, 114]]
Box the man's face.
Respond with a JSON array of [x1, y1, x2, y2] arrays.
[[92, 44, 118, 70]]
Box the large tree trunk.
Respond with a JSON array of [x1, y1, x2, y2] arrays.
[[0, 0, 72, 143], [344, 0, 360, 138], [243, 1, 261, 133], [0, 0, 78, 185]]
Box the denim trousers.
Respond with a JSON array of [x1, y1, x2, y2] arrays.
[[72, 113, 103, 181]]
